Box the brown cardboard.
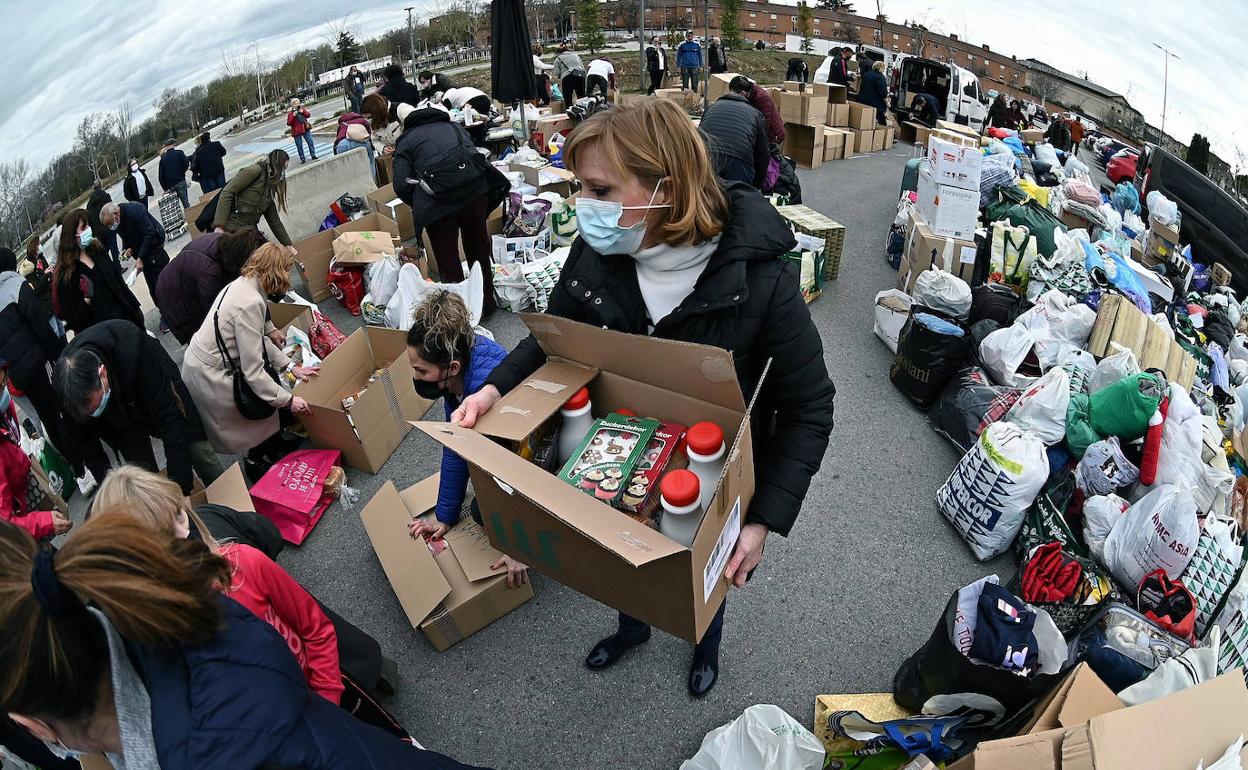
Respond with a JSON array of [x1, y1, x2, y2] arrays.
[[294, 326, 433, 473], [930, 129, 978, 149], [822, 127, 846, 161], [365, 184, 417, 241], [847, 102, 875, 131], [783, 124, 825, 169], [376, 154, 393, 187], [825, 102, 850, 127], [417, 314, 756, 642], [1061, 208, 1092, 231], [1088, 295, 1196, 389], [773, 88, 827, 126], [819, 82, 848, 104], [337, 211, 401, 240], [883, 126, 895, 149], [915, 124, 932, 147], [1022, 663, 1123, 735], [267, 300, 313, 335], [360, 477, 533, 651], [332, 230, 398, 266], [1020, 128, 1045, 144], [185, 188, 221, 240], [291, 228, 336, 302], [534, 113, 573, 139], [871, 128, 886, 152], [708, 72, 737, 101], [946, 730, 1065, 770], [846, 128, 872, 154], [896, 210, 977, 292], [936, 119, 978, 139], [202, 462, 256, 512]]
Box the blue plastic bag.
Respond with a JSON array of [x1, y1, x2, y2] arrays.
[[1083, 241, 1150, 312], [1111, 182, 1140, 216]]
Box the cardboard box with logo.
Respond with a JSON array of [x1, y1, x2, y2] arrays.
[[783, 124, 825, 169], [927, 135, 984, 191], [365, 184, 418, 242], [293, 326, 433, 473], [1145, 218, 1181, 264], [896, 209, 978, 292], [418, 314, 756, 642], [360, 475, 534, 651], [773, 88, 828, 126], [847, 102, 876, 131], [296, 212, 404, 302], [916, 167, 979, 241]]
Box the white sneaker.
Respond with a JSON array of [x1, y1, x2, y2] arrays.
[[77, 469, 98, 496]]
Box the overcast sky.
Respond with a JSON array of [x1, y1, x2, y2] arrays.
[[4, 0, 1244, 170]]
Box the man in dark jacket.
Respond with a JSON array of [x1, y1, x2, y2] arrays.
[[645, 36, 667, 95], [190, 130, 228, 194], [785, 57, 809, 84], [85, 183, 117, 262], [99, 201, 170, 326], [0, 248, 71, 466], [377, 63, 424, 107], [828, 47, 852, 87], [157, 139, 191, 208], [417, 69, 458, 101], [700, 81, 770, 188], [857, 60, 890, 125], [52, 319, 222, 495], [708, 37, 727, 73], [1045, 117, 1073, 153]]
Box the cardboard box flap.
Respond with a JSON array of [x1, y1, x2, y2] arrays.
[[445, 516, 509, 582], [474, 360, 598, 442], [203, 463, 256, 513], [359, 480, 451, 627], [1088, 669, 1248, 770], [416, 421, 687, 567], [519, 313, 746, 412], [1023, 663, 1122, 735]]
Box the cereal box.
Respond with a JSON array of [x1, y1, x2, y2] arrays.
[[618, 420, 687, 519], [557, 413, 659, 507]]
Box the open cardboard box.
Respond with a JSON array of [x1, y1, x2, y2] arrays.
[[294, 212, 403, 302], [418, 314, 756, 642], [364, 184, 417, 241], [268, 299, 314, 335], [359, 475, 534, 651], [185, 188, 221, 240], [294, 326, 433, 473]]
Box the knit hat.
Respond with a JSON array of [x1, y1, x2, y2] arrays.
[[396, 102, 417, 124]]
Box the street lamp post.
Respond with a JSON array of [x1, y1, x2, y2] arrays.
[[1152, 42, 1180, 138], [639, 0, 647, 92], [309, 55, 317, 98], [406, 7, 417, 75]]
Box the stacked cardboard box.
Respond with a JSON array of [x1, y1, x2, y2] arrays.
[[771, 86, 827, 127], [777, 204, 845, 281], [915, 167, 978, 241], [896, 209, 978, 292], [783, 124, 825, 169], [926, 135, 983, 191]]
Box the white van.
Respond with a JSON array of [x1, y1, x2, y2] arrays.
[[892, 56, 989, 132], [811, 43, 904, 85]]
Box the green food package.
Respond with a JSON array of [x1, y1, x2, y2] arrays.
[[557, 413, 659, 508]]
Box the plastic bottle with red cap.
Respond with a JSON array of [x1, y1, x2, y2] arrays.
[[685, 421, 726, 510], [659, 469, 704, 547], [557, 387, 594, 465]]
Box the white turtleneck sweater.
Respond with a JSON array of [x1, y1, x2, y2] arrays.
[[632, 236, 720, 332]]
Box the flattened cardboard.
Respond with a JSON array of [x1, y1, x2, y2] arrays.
[[332, 230, 398, 266], [474, 360, 597, 443], [937, 119, 978, 139], [203, 462, 256, 512], [359, 480, 451, 626]]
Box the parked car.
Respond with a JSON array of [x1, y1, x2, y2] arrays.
[[889, 56, 989, 131], [1106, 150, 1139, 185], [1098, 139, 1138, 168], [1136, 143, 1248, 293]]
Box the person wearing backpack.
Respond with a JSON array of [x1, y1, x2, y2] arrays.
[[392, 102, 509, 318]]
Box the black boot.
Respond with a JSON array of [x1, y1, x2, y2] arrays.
[[688, 645, 720, 698], [585, 628, 651, 671], [377, 656, 399, 697]]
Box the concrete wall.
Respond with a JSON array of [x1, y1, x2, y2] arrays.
[[259, 147, 377, 243]]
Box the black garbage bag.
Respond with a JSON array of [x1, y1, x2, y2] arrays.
[[969, 283, 1025, 327], [891, 310, 970, 410], [772, 150, 803, 204], [967, 319, 1003, 368], [928, 367, 1021, 452], [1205, 310, 1234, 351]]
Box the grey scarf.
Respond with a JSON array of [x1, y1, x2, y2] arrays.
[[0, 271, 22, 311], [88, 607, 159, 770]]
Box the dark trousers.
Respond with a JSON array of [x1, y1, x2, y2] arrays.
[[618, 600, 726, 655], [141, 250, 169, 322], [586, 74, 609, 97], [424, 195, 497, 316], [561, 72, 586, 102], [200, 173, 227, 194], [647, 70, 664, 95], [786, 65, 808, 83]]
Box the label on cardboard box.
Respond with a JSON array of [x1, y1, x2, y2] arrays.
[[916, 168, 979, 241], [703, 496, 741, 601], [927, 135, 983, 191]]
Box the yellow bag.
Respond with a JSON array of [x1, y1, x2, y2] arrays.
[[1017, 178, 1050, 207]]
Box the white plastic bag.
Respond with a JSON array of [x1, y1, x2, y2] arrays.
[[1004, 366, 1070, 445], [936, 421, 1049, 561], [1063, 153, 1089, 175], [980, 325, 1039, 388], [1198, 733, 1244, 770], [1133, 384, 1235, 513], [1146, 191, 1180, 227], [366, 255, 402, 307], [912, 267, 972, 320], [680, 705, 824, 770], [1104, 484, 1199, 590], [1118, 626, 1220, 707], [1016, 289, 1096, 371], [873, 289, 912, 352], [1082, 494, 1129, 562], [1089, 344, 1140, 393], [385, 261, 485, 331]]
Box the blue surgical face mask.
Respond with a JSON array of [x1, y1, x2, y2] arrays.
[[108, 220, 119, 231], [576, 180, 671, 256], [44, 739, 83, 761], [78, 227, 94, 250], [91, 386, 111, 418]]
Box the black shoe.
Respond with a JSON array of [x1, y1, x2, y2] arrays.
[[377, 656, 399, 697], [688, 647, 719, 698], [585, 629, 651, 671], [243, 457, 269, 485]]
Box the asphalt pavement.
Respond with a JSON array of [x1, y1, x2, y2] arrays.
[[59, 140, 1014, 769]]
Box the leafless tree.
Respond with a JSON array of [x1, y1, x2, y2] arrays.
[[0, 159, 33, 245], [1028, 73, 1061, 107], [116, 100, 134, 159], [75, 113, 115, 184], [323, 14, 355, 68], [220, 48, 253, 122]]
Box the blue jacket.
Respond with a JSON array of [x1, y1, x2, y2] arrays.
[[130, 596, 490, 769], [437, 334, 509, 524], [158, 148, 190, 191], [116, 201, 168, 266], [677, 40, 703, 68]]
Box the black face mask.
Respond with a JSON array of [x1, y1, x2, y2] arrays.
[[413, 366, 453, 401], [267, 292, 286, 302]]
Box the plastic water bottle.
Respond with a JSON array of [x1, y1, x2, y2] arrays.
[[557, 387, 594, 466], [685, 422, 726, 511], [659, 470, 704, 547]]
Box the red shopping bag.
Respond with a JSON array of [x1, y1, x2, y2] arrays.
[[308, 310, 347, 359], [327, 263, 366, 315], [249, 449, 341, 544]]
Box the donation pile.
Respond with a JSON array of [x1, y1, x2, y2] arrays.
[[833, 122, 1248, 767]]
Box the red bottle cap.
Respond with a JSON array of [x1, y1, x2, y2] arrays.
[[615, 408, 637, 417], [686, 422, 724, 456], [563, 387, 590, 410], [661, 470, 700, 508]]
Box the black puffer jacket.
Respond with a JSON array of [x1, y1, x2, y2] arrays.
[[700, 94, 770, 188], [487, 184, 836, 536], [0, 271, 63, 390]]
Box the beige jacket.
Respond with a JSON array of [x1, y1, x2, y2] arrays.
[[181, 276, 293, 453]]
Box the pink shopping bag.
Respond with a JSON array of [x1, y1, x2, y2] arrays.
[[250, 449, 341, 544]]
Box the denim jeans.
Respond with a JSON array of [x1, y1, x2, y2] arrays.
[[171, 180, 190, 208], [200, 173, 227, 195], [294, 132, 317, 161], [336, 138, 376, 183], [681, 66, 700, 91]]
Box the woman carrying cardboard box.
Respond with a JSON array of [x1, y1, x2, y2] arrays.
[[451, 98, 836, 697]]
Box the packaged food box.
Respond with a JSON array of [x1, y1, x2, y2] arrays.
[[558, 413, 659, 507], [619, 420, 688, 518]]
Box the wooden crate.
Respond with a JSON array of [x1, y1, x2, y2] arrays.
[[776, 205, 846, 281]]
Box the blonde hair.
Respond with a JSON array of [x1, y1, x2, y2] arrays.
[[240, 243, 294, 296], [90, 465, 222, 553], [564, 99, 729, 247], [406, 290, 474, 366], [873, 60, 886, 73]]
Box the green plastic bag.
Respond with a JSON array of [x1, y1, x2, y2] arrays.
[[1089, 372, 1165, 441], [983, 187, 1068, 259], [39, 443, 74, 502], [1066, 392, 1098, 458]]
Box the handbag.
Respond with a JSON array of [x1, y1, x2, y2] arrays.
[[212, 287, 280, 421], [1179, 516, 1245, 637], [307, 309, 347, 359], [988, 221, 1038, 291], [412, 130, 485, 202]]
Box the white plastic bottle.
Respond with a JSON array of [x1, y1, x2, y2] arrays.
[[685, 422, 726, 511], [557, 387, 594, 466], [659, 470, 704, 547]]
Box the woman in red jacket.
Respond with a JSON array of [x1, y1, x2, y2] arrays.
[[0, 361, 72, 541], [287, 97, 319, 163], [92, 464, 344, 704]]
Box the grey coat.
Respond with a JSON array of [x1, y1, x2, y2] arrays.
[[181, 276, 292, 453]]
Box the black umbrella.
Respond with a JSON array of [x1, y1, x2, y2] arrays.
[[491, 0, 539, 105]]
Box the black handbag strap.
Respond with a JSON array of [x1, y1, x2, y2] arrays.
[[212, 285, 272, 376]]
